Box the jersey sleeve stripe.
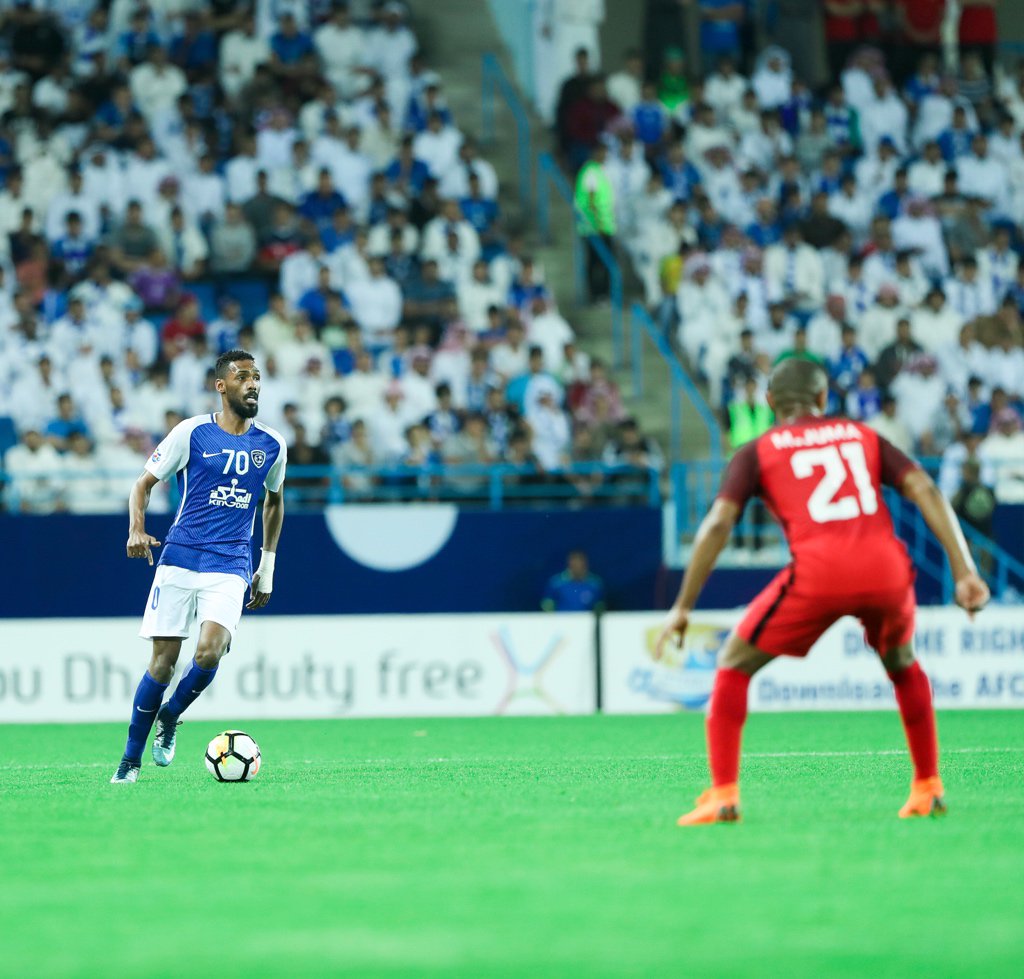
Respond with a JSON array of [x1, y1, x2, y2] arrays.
[[747, 565, 796, 646]]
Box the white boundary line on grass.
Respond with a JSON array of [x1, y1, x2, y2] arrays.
[[2, 746, 1020, 773]]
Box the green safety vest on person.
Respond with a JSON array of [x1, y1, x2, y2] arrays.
[[574, 160, 616, 236], [728, 400, 774, 451]]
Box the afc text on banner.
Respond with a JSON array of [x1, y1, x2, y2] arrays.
[[0, 614, 595, 723], [601, 608, 1024, 713]]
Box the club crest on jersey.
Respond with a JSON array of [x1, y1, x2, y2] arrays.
[[251, 449, 266, 469], [209, 478, 252, 509]]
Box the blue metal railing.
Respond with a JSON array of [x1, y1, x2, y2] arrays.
[[484, 0, 537, 104], [632, 303, 723, 465], [481, 52, 533, 215], [667, 458, 1024, 602], [0, 462, 661, 513], [535, 151, 625, 370]]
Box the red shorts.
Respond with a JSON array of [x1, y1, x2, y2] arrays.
[[736, 567, 916, 657]]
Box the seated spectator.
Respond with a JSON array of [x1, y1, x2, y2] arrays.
[[160, 294, 206, 360], [256, 202, 304, 275], [413, 110, 463, 183], [61, 431, 114, 514], [108, 200, 159, 275], [332, 417, 376, 498], [979, 408, 1024, 502], [210, 203, 257, 274], [403, 258, 456, 338], [346, 254, 402, 350], [868, 393, 914, 454], [525, 388, 571, 471], [44, 393, 90, 452], [384, 135, 432, 200], [442, 412, 497, 494], [427, 383, 463, 447], [51, 211, 95, 283], [3, 427, 64, 513], [601, 418, 665, 483], [924, 390, 971, 456], [526, 296, 575, 372]]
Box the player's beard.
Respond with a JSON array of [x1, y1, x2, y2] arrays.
[[228, 392, 259, 418]]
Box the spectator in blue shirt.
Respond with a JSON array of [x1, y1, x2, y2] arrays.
[[698, 0, 744, 65], [660, 143, 702, 202], [118, 10, 160, 67], [405, 82, 453, 133], [829, 324, 870, 398], [878, 167, 911, 220], [384, 137, 431, 199], [51, 212, 94, 281], [270, 12, 316, 80], [320, 206, 356, 253], [460, 173, 500, 254], [632, 81, 669, 150], [45, 393, 90, 452], [542, 550, 606, 612], [938, 106, 976, 162], [170, 12, 217, 82], [745, 198, 781, 249], [298, 266, 344, 329], [300, 169, 348, 235], [508, 258, 549, 312]]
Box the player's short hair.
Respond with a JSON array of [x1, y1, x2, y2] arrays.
[[768, 358, 828, 414], [215, 349, 256, 379]]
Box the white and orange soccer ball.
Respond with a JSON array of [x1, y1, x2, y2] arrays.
[[205, 730, 261, 782]]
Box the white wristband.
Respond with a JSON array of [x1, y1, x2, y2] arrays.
[[255, 549, 276, 593]]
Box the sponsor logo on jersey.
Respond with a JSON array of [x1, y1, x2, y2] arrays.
[[769, 422, 863, 451], [208, 478, 253, 509], [150, 449, 161, 462], [251, 449, 266, 468]]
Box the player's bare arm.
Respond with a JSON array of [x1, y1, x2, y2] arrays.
[[126, 470, 162, 565], [654, 498, 741, 659], [899, 468, 990, 618], [248, 486, 284, 610]]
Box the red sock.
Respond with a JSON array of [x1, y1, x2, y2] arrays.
[[706, 668, 750, 786], [890, 661, 939, 780]]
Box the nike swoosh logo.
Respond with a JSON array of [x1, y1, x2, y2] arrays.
[[203, 451, 223, 458], [137, 707, 156, 713]]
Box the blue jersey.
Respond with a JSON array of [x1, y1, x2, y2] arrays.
[[146, 415, 287, 582], [543, 572, 605, 612]]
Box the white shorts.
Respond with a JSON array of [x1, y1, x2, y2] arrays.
[[140, 565, 248, 641]]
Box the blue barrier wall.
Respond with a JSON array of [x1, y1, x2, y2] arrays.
[[0, 507, 662, 617]]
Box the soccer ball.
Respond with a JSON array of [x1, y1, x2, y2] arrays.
[[205, 730, 261, 782]]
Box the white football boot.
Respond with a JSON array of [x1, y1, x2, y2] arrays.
[[151, 706, 180, 767], [110, 760, 141, 783]]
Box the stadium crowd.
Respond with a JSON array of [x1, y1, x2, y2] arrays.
[[566, 25, 1024, 509], [0, 0, 664, 514]]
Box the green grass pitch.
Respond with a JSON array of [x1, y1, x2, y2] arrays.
[[2, 712, 1021, 978]]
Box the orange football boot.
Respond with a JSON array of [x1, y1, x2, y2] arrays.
[[898, 776, 947, 818], [677, 783, 741, 826]]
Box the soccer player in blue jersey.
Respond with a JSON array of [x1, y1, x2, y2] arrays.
[[111, 350, 287, 783]]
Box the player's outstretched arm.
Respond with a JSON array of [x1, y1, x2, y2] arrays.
[[654, 498, 741, 659], [248, 487, 284, 610], [126, 471, 162, 566], [900, 468, 990, 618]]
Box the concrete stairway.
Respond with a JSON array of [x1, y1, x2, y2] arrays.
[[407, 0, 714, 459]]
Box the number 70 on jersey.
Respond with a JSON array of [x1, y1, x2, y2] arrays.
[[205, 449, 252, 476]]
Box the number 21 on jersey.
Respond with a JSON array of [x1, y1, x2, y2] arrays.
[[790, 442, 878, 523]]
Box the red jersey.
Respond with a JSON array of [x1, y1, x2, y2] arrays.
[[718, 416, 919, 595]]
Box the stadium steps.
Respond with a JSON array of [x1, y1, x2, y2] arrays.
[[412, 1, 708, 458]]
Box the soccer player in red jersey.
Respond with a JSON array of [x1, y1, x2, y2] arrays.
[[655, 359, 990, 824]]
